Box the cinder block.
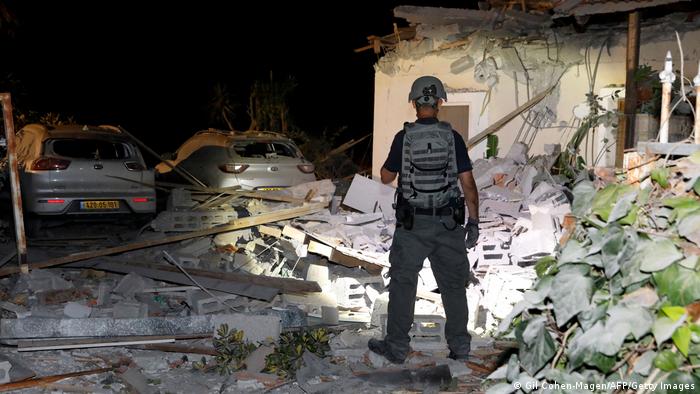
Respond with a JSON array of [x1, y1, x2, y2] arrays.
[[187, 290, 239, 315], [151, 210, 238, 232], [476, 242, 511, 265], [332, 277, 367, 309], [167, 188, 196, 211], [380, 314, 447, 347]]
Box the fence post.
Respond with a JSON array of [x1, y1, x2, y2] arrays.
[[658, 51, 675, 144]]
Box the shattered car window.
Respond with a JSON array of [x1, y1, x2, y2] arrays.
[[232, 141, 298, 158], [51, 139, 131, 160]]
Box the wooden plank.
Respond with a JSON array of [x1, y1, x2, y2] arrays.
[[83, 261, 280, 301], [329, 249, 383, 276], [282, 225, 308, 244], [258, 225, 282, 238], [0, 203, 326, 277], [0, 367, 112, 392], [18, 336, 176, 352], [466, 83, 558, 149], [104, 260, 322, 294], [308, 240, 333, 258], [131, 343, 217, 356]]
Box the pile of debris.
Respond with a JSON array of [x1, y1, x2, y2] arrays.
[[0, 143, 571, 391], [468, 142, 571, 334]]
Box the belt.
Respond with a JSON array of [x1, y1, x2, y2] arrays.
[[414, 206, 453, 216]]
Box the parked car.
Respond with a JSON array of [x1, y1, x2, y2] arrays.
[[18, 124, 156, 216], [156, 130, 316, 190]]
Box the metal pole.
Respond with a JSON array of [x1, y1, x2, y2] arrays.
[[694, 61, 700, 144], [0, 93, 28, 274], [659, 51, 675, 144]]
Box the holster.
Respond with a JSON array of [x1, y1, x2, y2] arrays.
[[394, 194, 415, 230], [451, 197, 466, 225]]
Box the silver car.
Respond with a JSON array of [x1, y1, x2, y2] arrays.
[[19, 125, 156, 216], [158, 130, 316, 190]]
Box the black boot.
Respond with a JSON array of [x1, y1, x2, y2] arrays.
[[368, 338, 405, 364]]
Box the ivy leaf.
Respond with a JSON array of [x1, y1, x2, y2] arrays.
[[558, 240, 588, 266], [572, 181, 596, 217], [550, 265, 593, 327], [678, 212, 700, 246], [534, 256, 558, 278], [662, 306, 688, 321], [592, 184, 634, 221], [651, 167, 671, 188], [662, 196, 700, 223], [608, 190, 638, 222], [632, 351, 656, 376], [653, 263, 700, 305], [672, 325, 692, 357], [639, 238, 683, 272], [517, 316, 556, 376], [653, 350, 683, 372], [652, 315, 686, 345]]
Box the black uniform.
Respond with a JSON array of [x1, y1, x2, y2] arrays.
[[380, 117, 473, 361]]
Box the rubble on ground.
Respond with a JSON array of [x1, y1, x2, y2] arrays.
[[0, 145, 569, 391]]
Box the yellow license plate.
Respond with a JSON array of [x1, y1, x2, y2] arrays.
[[80, 200, 120, 210], [257, 187, 285, 191]]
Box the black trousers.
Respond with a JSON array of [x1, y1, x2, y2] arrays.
[[384, 214, 471, 359]]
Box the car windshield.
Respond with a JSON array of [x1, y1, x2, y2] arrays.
[[51, 139, 131, 160], [231, 141, 298, 158]]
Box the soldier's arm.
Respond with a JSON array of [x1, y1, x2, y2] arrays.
[[381, 167, 397, 184], [459, 171, 479, 221]]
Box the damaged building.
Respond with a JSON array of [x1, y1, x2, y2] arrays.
[[0, 1, 699, 393]]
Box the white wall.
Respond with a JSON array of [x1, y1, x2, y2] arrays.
[[372, 28, 700, 178]]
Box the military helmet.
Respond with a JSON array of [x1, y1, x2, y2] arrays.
[[408, 76, 447, 106]]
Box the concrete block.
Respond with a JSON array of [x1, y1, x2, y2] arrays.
[[176, 237, 213, 257], [380, 314, 447, 347], [505, 142, 529, 164], [187, 290, 239, 315], [305, 263, 330, 286], [0, 361, 11, 384], [167, 188, 196, 211], [27, 269, 73, 292], [255, 307, 307, 328], [211, 314, 281, 344], [113, 273, 155, 298], [476, 241, 511, 266], [214, 229, 252, 247], [63, 302, 91, 318], [113, 301, 149, 319], [151, 209, 238, 232], [332, 277, 367, 309], [244, 345, 274, 373], [322, 306, 339, 325]]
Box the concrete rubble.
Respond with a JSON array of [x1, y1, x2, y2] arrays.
[[0, 166, 568, 391]]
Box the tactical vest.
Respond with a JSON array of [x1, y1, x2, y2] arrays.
[[399, 121, 461, 209]]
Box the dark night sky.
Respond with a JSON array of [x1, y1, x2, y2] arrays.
[[1, 1, 478, 152]]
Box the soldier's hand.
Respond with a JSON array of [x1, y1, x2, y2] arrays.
[[465, 218, 479, 249]]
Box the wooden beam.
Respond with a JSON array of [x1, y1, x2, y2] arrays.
[[622, 11, 641, 153], [466, 83, 558, 149], [0, 203, 326, 277], [18, 335, 177, 352], [0, 367, 112, 392], [110, 260, 322, 294]]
